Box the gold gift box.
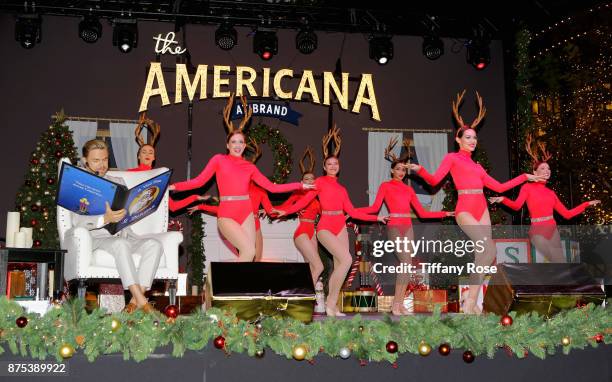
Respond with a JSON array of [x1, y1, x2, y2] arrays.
[[340, 290, 378, 313]]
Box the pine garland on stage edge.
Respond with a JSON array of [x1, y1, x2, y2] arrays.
[[0, 297, 609, 363]]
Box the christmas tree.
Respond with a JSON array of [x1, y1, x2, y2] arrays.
[[14, 110, 80, 249]]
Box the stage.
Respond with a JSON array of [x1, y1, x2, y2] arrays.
[[1, 344, 610, 382]]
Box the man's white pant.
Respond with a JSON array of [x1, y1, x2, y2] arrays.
[[93, 236, 163, 289]]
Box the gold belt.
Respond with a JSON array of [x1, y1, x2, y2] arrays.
[[299, 218, 315, 223], [220, 195, 249, 201], [457, 189, 483, 195], [322, 210, 343, 216], [389, 213, 411, 218], [531, 215, 554, 223]]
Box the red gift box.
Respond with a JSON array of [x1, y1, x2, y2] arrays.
[[99, 283, 124, 295], [413, 290, 448, 313]]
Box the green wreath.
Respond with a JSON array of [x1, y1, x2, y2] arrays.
[[247, 123, 293, 183]]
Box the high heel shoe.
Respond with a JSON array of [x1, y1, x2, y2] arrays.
[[391, 302, 410, 316], [122, 302, 138, 314]]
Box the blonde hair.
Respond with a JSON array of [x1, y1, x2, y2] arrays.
[[82, 139, 108, 157]]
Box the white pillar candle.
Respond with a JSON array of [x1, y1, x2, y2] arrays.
[[20, 227, 33, 248], [14, 231, 26, 248], [5, 211, 20, 247]]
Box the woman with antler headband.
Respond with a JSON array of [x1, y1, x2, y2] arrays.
[[276, 126, 388, 317], [127, 113, 212, 212], [358, 137, 454, 315], [169, 94, 313, 262], [407, 91, 545, 314], [489, 134, 600, 262], [188, 138, 275, 261], [273, 146, 323, 285]]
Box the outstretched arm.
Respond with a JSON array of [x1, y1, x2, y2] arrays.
[[553, 196, 590, 220], [356, 183, 386, 214], [259, 190, 274, 215], [172, 154, 220, 192], [408, 187, 448, 219], [169, 195, 201, 212], [499, 184, 529, 211], [281, 190, 318, 216], [416, 154, 453, 187], [483, 172, 529, 193], [342, 189, 381, 222], [251, 166, 303, 193], [275, 192, 302, 211]]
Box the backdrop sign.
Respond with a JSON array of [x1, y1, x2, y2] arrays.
[[231, 102, 302, 125], [139, 63, 381, 121]]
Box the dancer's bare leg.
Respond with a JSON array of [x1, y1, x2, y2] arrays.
[[317, 229, 352, 317], [295, 234, 324, 285], [254, 229, 264, 261], [456, 210, 494, 314], [388, 226, 414, 315], [531, 229, 565, 263], [218, 214, 257, 262]]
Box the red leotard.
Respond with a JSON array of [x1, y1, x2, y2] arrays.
[[277, 190, 321, 239], [282, 175, 379, 235], [249, 183, 273, 231], [127, 164, 199, 212], [172, 154, 302, 225], [417, 149, 528, 220], [357, 180, 447, 235], [501, 182, 590, 239]]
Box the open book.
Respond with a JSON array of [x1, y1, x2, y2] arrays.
[[56, 162, 172, 234]]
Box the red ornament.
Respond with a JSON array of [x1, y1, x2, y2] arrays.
[[594, 334, 604, 343], [164, 305, 179, 319], [213, 335, 226, 349], [33, 239, 42, 247], [575, 300, 587, 308], [31, 204, 40, 212], [55, 151, 63, 158], [30, 219, 38, 226], [55, 140, 61, 146], [438, 343, 451, 356], [31, 159, 39, 165], [500, 315, 513, 326], [462, 350, 475, 363], [16, 316, 28, 328], [47, 178, 55, 185], [386, 341, 398, 353]]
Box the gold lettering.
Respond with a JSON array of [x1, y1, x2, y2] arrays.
[[213, 65, 231, 98], [236, 66, 258, 97], [139, 62, 170, 112], [262, 68, 271, 97], [323, 71, 349, 110], [273, 69, 294, 99], [352, 74, 380, 121], [295, 70, 320, 104], [175, 64, 208, 103]]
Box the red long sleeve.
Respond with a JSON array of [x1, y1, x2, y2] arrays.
[[172, 154, 220, 192], [283, 190, 318, 216], [407, 187, 447, 219], [276, 192, 302, 211], [554, 199, 590, 220], [169, 195, 201, 212], [357, 183, 387, 214], [341, 188, 380, 222], [417, 154, 453, 187], [251, 166, 302, 193], [501, 184, 530, 211], [483, 173, 528, 193]]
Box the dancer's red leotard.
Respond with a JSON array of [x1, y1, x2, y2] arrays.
[[277, 190, 321, 239], [282, 175, 379, 235], [249, 183, 273, 231], [127, 164, 199, 212], [357, 179, 447, 235], [172, 154, 302, 225], [417, 149, 528, 220], [500, 182, 590, 239]]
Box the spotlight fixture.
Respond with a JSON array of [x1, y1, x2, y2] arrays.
[[369, 35, 393, 65], [15, 14, 41, 49], [296, 26, 317, 55], [253, 30, 278, 60], [79, 16, 102, 43], [422, 35, 444, 60], [112, 19, 138, 53], [215, 22, 237, 50], [466, 29, 491, 70]]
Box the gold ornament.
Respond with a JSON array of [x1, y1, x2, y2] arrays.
[[59, 344, 75, 359], [418, 341, 432, 356], [561, 337, 571, 346], [111, 318, 121, 332], [292, 344, 307, 361]]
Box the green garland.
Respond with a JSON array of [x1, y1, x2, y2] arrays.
[[247, 123, 293, 183], [187, 213, 205, 288], [0, 297, 609, 363]]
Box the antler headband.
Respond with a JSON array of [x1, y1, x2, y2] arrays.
[[452, 90, 486, 136], [322, 124, 342, 159], [223, 93, 253, 134], [299, 146, 316, 174], [384, 137, 413, 162], [135, 112, 161, 148], [244, 137, 262, 164], [525, 133, 552, 166]]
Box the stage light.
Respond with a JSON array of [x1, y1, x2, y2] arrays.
[[215, 22, 237, 50], [296, 26, 317, 55], [466, 32, 491, 70], [79, 16, 102, 43], [253, 30, 278, 60], [422, 35, 444, 60], [15, 14, 41, 49], [112, 19, 138, 53], [369, 35, 393, 65]]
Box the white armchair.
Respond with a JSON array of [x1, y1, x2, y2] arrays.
[[56, 160, 182, 303]]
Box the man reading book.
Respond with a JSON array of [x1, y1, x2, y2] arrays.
[[71, 139, 163, 314]]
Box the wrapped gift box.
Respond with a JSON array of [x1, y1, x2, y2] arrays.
[[340, 290, 377, 313], [98, 283, 125, 313], [413, 290, 448, 313], [206, 262, 315, 323]]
